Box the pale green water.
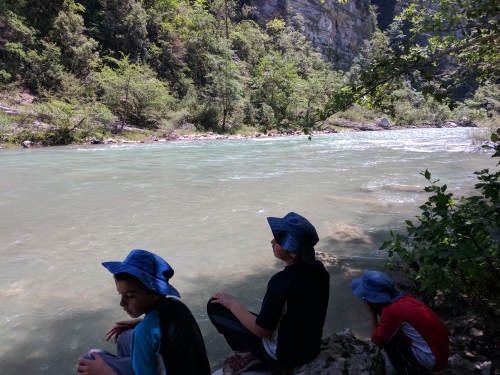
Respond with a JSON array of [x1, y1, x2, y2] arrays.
[[0, 128, 495, 373]]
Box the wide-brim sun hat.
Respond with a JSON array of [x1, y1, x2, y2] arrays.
[[351, 270, 403, 303], [267, 212, 319, 263], [102, 249, 180, 297]]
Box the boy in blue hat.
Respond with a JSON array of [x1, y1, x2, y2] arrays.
[[77, 249, 210, 375], [208, 212, 330, 374], [351, 270, 449, 375]]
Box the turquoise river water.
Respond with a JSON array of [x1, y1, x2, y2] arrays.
[[0, 127, 496, 374]]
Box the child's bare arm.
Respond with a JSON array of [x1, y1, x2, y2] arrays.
[[105, 318, 142, 342], [211, 292, 272, 338]]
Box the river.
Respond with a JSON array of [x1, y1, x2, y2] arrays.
[[0, 127, 495, 374]]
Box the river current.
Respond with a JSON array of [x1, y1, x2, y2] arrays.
[[0, 128, 495, 373]]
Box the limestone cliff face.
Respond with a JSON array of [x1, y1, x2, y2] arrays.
[[249, 0, 376, 68]]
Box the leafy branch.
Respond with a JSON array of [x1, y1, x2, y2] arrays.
[[321, 0, 500, 119]]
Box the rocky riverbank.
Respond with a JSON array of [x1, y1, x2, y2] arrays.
[[211, 317, 499, 375], [0, 94, 475, 148], [210, 252, 499, 375], [84, 118, 472, 146], [37, 118, 468, 149]]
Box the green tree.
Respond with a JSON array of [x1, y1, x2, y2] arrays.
[[252, 50, 303, 130], [1, 0, 64, 37], [177, 4, 219, 87], [323, 0, 500, 118], [203, 43, 243, 132], [299, 68, 342, 129], [464, 82, 500, 119], [0, 5, 65, 93], [48, 0, 99, 76], [141, 0, 186, 91], [0, 8, 37, 83], [94, 56, 173, 128], [98, 0, 148, 61], [231, 20, 269, 70], [6, 40, 64, 93], [207, 0, 240, 40], [8, 99, 116, 146]]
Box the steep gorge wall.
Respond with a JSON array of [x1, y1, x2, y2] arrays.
[[249, 0, 377, 68]]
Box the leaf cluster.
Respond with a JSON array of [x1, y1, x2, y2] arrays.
[[0, 0, 347, 140], [1, 0, 499, 145], [381, 129, 500, 313], [322, 0, 500, 119]]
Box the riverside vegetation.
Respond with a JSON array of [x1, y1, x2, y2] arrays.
[[382, 129, 500, 373], [0, 0, 499, 148]]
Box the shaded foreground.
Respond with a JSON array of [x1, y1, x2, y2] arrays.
[[217, 252, 500, 375]]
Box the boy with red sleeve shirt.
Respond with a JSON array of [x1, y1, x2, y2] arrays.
[[352, 270, 449, 374]]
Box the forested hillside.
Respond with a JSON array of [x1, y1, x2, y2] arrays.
[[0, 0, 499, 146]]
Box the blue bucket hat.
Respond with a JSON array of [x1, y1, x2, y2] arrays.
[[102, 249, 180, 297], [267, 212, 319, 263], [351, 270, 403, 303]]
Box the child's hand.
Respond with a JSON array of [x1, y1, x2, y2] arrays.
[[362, 300, 377, 314], [105, 318, 142, 342], [211, 292, 239, 310], [77, 352, 117, 375]]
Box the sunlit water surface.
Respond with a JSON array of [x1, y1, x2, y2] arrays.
[[0, 128, 495, 373]]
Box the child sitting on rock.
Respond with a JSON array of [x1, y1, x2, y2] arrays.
[[351, 270, 449, 374], [208, 212, 330, 374], [77, 249, 211, 375]]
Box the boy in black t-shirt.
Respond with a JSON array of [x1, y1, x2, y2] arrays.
[[208, 212, 330, 374]]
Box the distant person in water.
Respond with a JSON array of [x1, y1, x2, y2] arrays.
[[351, 270, 449, 374], [207, 212, 330, 374], [77, 249, 210, 375]]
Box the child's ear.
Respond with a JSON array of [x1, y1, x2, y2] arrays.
[[149, 291, 162, 301]]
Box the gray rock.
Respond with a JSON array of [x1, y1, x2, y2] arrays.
[[90, 137, 103, 144], [249, 0, 375, 68], [212, 329, 385, 375], [22, 140, 41, 148], [377, 118, 392, 129]]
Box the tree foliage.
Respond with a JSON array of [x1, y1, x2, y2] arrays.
[[381, 129, 500, 313], [97, 0, 148, 60], [1, 0, 347, 136], [48, 0, 99, 75], [322, 0, 500, 118], [1, 0, 499, 143], [94, 56, 173, 128]]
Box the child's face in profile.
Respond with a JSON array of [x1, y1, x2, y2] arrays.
[[271, 238, 297, 265], [115, 278, 160, 318]]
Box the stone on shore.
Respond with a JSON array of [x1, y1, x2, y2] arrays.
[[211, 328, 385, 375]]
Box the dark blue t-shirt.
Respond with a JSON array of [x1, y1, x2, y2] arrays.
[[256, 260, 330, 367]]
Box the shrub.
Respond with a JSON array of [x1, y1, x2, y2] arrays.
[[7, 100, 117, 146], [392, 96, 452, 126], [192, 105, 219, 131], [94, 56, 173, 129], [381, 129, 500, 313], [0, 113, 15, 143], [331, 103, 381, 124]]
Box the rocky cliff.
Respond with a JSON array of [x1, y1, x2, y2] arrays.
[[249, 0, 377, 68]]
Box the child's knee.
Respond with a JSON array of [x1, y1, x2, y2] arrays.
[[117, 329, 134, 357], [207, 298, 217, 313]]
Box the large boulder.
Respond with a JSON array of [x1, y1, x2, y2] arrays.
[[212, 328, 385, 375]]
